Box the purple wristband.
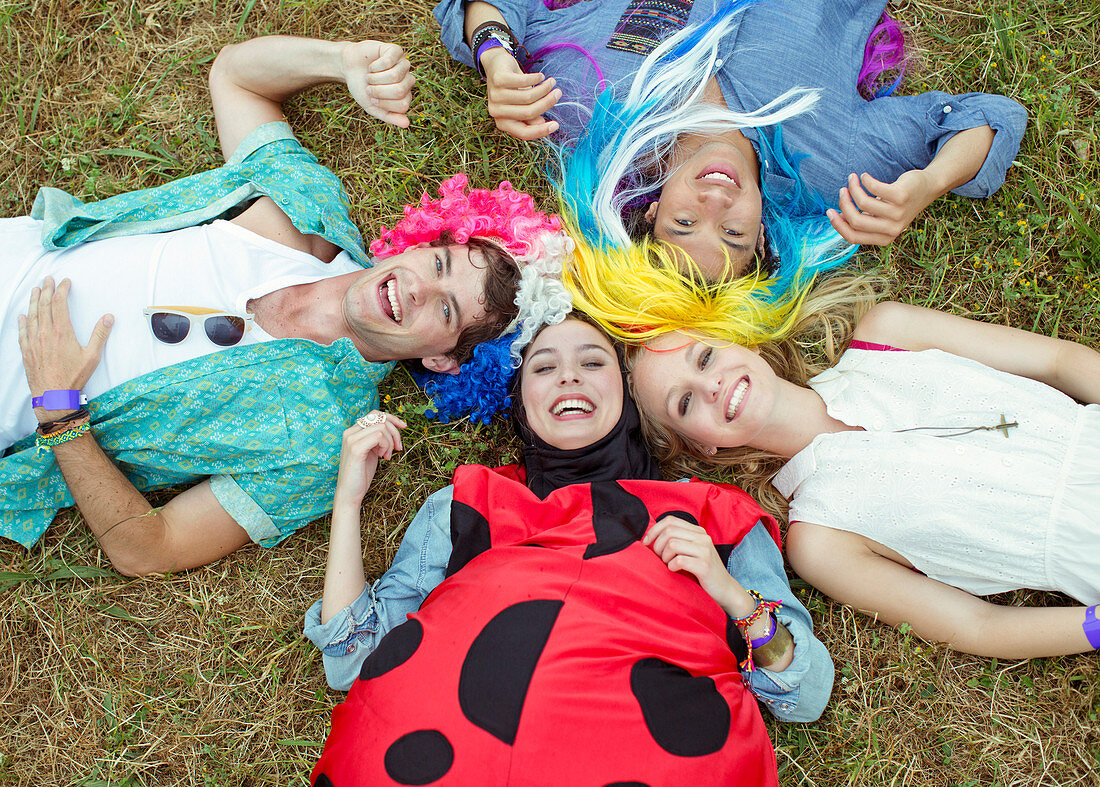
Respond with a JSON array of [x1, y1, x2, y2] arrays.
[[476, 39, 506, 69], [31, 389, 85, 410], [749, 612, 777, 649], [1084, 605, 1100, 649]]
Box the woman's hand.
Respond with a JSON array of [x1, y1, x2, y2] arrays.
[[333, 411, 407, 508], [827, 169, 936, 246], [643, 515, 756, 618], [18, 277, 113, 423], [341, 41, 414, 128], [481, 48, 560, 141]]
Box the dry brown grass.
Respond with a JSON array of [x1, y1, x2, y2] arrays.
[[1, 0, 1098, 784]]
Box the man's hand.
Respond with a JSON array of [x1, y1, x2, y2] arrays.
[[342, 41, 414, 128], [481, 48, 560, 140], [17, 276, 113, 422], [827, 169, 936, 246]]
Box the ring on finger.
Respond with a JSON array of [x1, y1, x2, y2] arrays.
[[356, 411, 386, 429]]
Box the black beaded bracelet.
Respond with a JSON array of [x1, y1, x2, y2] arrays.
[[470, 21, 516, 76]]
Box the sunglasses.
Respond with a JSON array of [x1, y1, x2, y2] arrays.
[[143, 307, 254, 347]]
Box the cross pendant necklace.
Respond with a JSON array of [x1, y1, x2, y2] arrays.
[[896, 414, 1020, 439]]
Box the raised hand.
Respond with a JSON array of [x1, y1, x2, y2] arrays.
[[827, 169, 936, 246], [333, 411, 408, 507], [17, 277, 113, 422], [342, 41, 415, 128], [481, 48, 560, 141]]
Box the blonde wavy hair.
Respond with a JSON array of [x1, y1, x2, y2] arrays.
[[623, 272, 891, 522]]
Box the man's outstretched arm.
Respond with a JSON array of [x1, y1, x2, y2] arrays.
[[208, 36, 414, 161], [18, 277, 251, 576], [207, 36, 413, 257]]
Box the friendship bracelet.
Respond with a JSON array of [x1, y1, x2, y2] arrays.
[[732, 589, 783, 630], [38, 411, 91, 438], [35, 419, 90, 452], [732, 591, 785, 672], [1084, 605, 1100, 649], [36, 407, 91, 436]]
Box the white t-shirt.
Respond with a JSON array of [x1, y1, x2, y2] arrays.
[[0, 217, 361, 449]]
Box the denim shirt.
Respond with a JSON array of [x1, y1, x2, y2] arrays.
[[304, 484, 834, 722], [434, 0, 1026, 203]]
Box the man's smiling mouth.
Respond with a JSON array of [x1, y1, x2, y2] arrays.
[[379, 277, 403, 323]]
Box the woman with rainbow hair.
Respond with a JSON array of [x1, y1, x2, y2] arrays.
[[435, 0, 1026, 280]]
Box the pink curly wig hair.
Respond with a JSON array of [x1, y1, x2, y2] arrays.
[[368, 174, 566, 424], [369, 174, 561, 260]]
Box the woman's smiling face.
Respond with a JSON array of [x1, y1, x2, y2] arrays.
[[630, 332, 778, 452], [519, 319, 624, 450], [648, 140, 764, 280]]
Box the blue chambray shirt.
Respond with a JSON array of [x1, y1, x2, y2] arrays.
[[0, 122, 392, 548], [305, 484, 834, 722], [435, 0, 1026, 204]]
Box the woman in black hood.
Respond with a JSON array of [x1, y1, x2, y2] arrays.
[[305, 315, 832, 786]]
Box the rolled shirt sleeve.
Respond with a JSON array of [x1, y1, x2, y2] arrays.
[[728, 522, 835, 722], [434, 0, 535, 69], [303, 486, 455, 691], [855, 90, 1027, 199]]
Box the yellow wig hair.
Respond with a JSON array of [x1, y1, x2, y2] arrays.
[[560, 212, 815, 349]]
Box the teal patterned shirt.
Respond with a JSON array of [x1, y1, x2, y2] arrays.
[[2, 122, 392, 548]]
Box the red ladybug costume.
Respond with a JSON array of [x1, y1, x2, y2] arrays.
[[312, 464, 781, 786]]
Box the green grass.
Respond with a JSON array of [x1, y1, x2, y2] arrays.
[[1, 0, 1098, 784]]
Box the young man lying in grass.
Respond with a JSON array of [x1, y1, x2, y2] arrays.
[[2, 35, 557, 577]]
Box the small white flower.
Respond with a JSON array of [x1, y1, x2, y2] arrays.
[[61, 157, 73, 172]]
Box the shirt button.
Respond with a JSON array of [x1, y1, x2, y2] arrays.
[[346, 642, 356, 653], [943, 105, 953, 113], [1002, 456, 1013, 466], [715, 58, 723, 68], [955, 446, 966, 455]]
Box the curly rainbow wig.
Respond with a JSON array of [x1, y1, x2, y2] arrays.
[[370, 175, 570, 424]]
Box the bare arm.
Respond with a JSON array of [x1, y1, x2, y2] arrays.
[[17, 278, 250, 576], [321, 413, 406, 624], [828, 125, 995, 246], [208, 36, 413, 256], [853, 301, 1100, 405], [787, 521, 1092, 658], [463, 1, 559, 140], [208, 35, 412, 160]]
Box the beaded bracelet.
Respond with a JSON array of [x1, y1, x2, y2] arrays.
[[470, 22, 516, 76], [35, 419, 90, 452]]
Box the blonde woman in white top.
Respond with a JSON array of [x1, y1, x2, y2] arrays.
[[627, 293, 1100, 659]]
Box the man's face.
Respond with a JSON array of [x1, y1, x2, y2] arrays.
[[343, 243, 491, 371]]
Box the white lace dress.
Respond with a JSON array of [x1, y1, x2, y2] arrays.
[[773, 347, 1100, 604]]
